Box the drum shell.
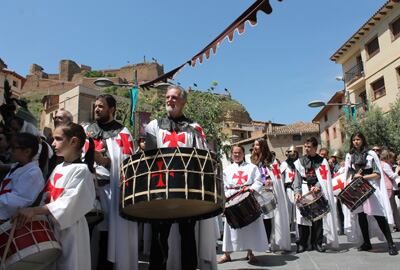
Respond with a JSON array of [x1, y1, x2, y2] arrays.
[[297, 191, 330, 222], [224, 191, 262, 229], [255, 189, 277, 215], [0, 216, 61, 270], [338, 177, 376, 211], [120, 147, 224, 222]]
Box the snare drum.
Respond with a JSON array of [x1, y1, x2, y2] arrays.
[[255, 188, 277, 215], [120, 147, 224, 222], [338, 177, 375, 211], [0, 217, 61, 270], [224, 190, 262, 229], [297, 191, 330, 222]]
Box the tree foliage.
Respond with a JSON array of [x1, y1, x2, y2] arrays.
[[342, 98, 400, 153], [84, 71, 116, 78]]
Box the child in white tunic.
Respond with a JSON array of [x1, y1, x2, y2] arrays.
[[218, 145, 268, 264], [0, 132, 44, 221], [14, 123, 96, 269]]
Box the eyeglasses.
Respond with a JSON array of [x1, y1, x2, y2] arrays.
[[372, 148, 381, 152], [53, 116, 64, 121]]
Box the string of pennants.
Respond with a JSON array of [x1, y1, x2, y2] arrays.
[[140, 0, 283, 88]]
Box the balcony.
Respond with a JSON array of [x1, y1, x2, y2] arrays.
[[345, 63, 364, 84]]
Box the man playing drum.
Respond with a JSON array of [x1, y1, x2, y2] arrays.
[[293, 137, 338, 253], [218, 145, 268, 264], [145, 85, 217, 270]]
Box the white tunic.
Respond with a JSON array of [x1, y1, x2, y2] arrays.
[[45, 163, 95, 270], [280, 160, 297, 225], [343, 151, 393, 243], [145, 119, 218, 270], [294, 158, 339, 248], [222, 161, 268, 252], [0, 161, 44, 219], [264, 160, 291, 251]]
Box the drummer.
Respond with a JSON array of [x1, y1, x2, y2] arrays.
[[145, 85, 216, 270], [250, 138, 291, 253], [293, 137, 338, 253], [343, 131, 397, 255], [218, 145, 268, 264]]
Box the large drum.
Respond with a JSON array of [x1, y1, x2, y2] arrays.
[[338, 177, 375, 211], [120, 147, 224, 222], [224, 190, 262, 229], [0, 217, 61, 270], [297, 191, 330, 222]]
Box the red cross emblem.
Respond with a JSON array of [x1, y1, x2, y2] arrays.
[[47, 173, 64, 202], [0, 179, 11, 195], [84, 138, 104, 153], [151, 161, 174, 187], [162, 131, 186, 147], [271, 163, 281, 180], [288, 171, 295, 182], [333, 178, 345, 191], [319, 164, 328, 180], [232, 170, 248, 185], [116, 133, 133, 155]]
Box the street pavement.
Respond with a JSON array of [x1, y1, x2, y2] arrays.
[[216, 232, 400, 270], [138, 231, 400, 270]]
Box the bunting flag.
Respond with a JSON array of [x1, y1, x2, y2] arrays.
[[129, 86, 139, 126], [140, 0, 283, 88]]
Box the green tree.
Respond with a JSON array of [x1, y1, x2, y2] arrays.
[[342, 99, 400, 153]]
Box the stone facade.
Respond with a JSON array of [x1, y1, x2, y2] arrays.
[[0, 59, 25, 105]]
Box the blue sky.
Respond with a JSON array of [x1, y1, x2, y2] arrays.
[[1, 0, 384, 124]]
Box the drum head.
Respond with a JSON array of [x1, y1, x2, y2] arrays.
[[8, 248, 61, 270], [120, 199, 222, 222]]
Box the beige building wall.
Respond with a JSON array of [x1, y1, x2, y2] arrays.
[[318, 108, 344, 152], [336, 3, 400, 112]]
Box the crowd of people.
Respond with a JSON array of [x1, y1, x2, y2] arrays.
[[1, 85, 400, 270]]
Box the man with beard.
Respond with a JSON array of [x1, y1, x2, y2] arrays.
[[280, 145, 299, 230], [145, 85, 217, 270], [85, 94, 138, 270], [53, 108, 73, 128], [293, 137, 338, 253]]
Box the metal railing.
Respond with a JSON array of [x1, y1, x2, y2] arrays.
[[345, 63, 364, 84]]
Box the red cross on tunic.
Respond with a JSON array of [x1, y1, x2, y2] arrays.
[[47, 173, 64, 202], [151, 161, 174, 187], [0, 179, 11, 195], [319, 164, 328, 180], [232, 171, 248, 185], [288, 171, 295, 182], [84, 138, 104, 153], [333, 178, 345, 191], [162, 131, 186, 147], [272, 163, 281, 180], [116, 133, 133, 155]]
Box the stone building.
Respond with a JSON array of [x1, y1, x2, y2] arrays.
[[330, 0, 400, 113], [0, 58, 25, 105], [231, 121, 319, 165], [312, 90, 345, 152]]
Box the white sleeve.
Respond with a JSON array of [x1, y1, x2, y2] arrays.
[[0, 169, 44, 220], [250, 166, 263, 193], [47, 167, 95, 230], [382, 162, 398, 181]]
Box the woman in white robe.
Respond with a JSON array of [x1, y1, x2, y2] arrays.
[[218, 145, 268, 264], [250, 139, 291, 252], [342, 131, 397, 255], [14, 123, 96, 269]]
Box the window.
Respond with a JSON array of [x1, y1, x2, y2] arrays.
[[12, 80, 17, 87], [365, 36, 380, 59], [370, 77, 386, 100], [390, 16, 400, 40], [324, 114, 328, 122], [333, 127, 337, 139], [293, 134, 302, 141]]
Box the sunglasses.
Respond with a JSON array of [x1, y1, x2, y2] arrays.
[[372, 148, 381, 152]]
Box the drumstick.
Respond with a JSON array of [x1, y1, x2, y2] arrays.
[[0, 221, 17, 270]]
